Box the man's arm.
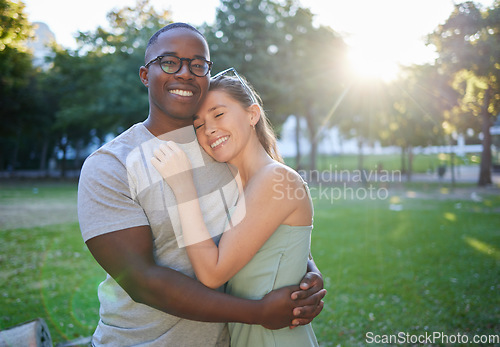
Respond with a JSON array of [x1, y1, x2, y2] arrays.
[[85, 225, 318, 329]]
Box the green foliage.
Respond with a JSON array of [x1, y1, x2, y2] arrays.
[[49, 0, 172, 142], [204, 0, 294, 122], [3, 0, 498, 181], [3, 0, 175, 173], [383, 64, 458, 149], [0, 0, 33, 113], [73, 0, 172, 133], [428, 1, 500, 185], [0, 0, 39, 170], [429, 1, 500, 118], [203, 0, 348, 170], [0, 0, 32, 51]]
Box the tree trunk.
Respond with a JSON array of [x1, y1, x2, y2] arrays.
[[407, 145, 413, 182], [305, 108, 317, 174], [11, 129, 21, 171], [39, 137, 49, 172], [295, 115, 302, 171], [60, 143, 67, 178], [310, 142, 317, 175], [74, 139, 83, 169], [357, 139, 364, 171], [478, 87, 493, 186], [400, 146, 406, 175], [450, 152, 456, 187]]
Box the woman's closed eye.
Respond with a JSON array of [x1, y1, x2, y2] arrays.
[[194, 113, 224, 131]]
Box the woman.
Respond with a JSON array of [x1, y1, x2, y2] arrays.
[[151, 69, 319, 347]]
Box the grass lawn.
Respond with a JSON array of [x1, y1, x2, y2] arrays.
[[310, 184, 500, 346], [0, 181, 105, 344], [0, 180, 498, 346], [284, 152, 480, 173]]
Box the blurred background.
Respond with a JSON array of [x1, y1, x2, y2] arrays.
[[1, 0, 499, 346]]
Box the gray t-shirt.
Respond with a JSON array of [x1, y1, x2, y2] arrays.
[[78, 123, 238, 346]]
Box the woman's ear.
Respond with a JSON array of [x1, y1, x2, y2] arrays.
[[248, 104, 261, 127], [139, 66, 149, 87]]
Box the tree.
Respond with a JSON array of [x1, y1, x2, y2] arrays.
[[278, 6, 348, 172], [382, 64, 457, 180], [203, 0, 291, 123], [204, 0, 348, 171], [0, 0, 35, 170], [334, 77, 390, 172], [428, 1, 500, 186], [40, 47, 106, 175], [73, 0, 172, 136], [36, 0, 173, 176]]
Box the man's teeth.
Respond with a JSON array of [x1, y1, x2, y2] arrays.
[[211, 136, 229, 148], [170, 89, 193, 97]]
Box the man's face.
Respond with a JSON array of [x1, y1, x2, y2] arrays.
[[143, 28, 210, 122]]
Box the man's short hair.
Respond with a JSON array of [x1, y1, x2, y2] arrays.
[[146, 22, 206, 53]]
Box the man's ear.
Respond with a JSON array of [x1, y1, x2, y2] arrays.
[[248, 104, 261, 127], [139, 66, 149, 87]]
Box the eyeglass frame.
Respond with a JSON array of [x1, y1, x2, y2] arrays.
[[211, 67, 258, 105], [145, 54, 213, 77]]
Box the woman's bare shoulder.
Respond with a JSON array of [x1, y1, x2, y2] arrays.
[[249, 161, 305, 193]]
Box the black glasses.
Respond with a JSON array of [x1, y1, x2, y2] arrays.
[[145, 54, 213, 77], [212, 67, 258, 105]]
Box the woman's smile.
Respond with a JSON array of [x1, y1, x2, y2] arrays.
[[210, 136, 230, 150]]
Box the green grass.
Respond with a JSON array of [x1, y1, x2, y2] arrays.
[[284, 153, 480, 173], [0, 181, 498, 346], [309, 187, 500, 346], [0, 181, 105, 344]]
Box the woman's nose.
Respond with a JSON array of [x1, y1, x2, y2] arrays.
[[204, 120, 217, 135]]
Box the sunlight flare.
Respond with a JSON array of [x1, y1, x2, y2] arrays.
[[347, 38, 400, 82], [464, 236, 500, 260]]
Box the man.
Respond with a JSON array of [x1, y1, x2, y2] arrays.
[[78, 22, 325, 346]]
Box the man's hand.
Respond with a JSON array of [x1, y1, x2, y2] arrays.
[[290, 265, 326, 327], [259, 285, 301, 330]]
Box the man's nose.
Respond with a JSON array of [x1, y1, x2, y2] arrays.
[[176, 61, 193, 79]]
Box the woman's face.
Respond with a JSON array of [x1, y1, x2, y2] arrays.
[[193, 90, 255, 163]]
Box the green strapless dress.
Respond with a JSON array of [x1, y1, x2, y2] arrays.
[[226, 224, 319, 347]]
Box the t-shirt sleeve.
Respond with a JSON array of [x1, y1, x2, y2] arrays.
[[78, 151, 149, 242]]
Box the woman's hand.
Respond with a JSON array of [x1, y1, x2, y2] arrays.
[[151, 141, 194, 197]]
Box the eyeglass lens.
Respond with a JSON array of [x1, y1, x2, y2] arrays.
[[159, 55, 210, 77]]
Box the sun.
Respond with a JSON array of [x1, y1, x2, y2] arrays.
[[346, 37, 401, 82]]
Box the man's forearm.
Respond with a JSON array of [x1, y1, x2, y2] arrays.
[[136, 264, 264, 324], [86, 227, 298, 329]]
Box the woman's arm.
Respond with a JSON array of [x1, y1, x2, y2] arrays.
[[151, 142, 311, 289]]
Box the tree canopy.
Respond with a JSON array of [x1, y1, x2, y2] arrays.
[[428, 0, 500, 185], [1, 0, 499, 186]]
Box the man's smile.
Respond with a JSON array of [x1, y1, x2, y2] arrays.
[[169, 89, 194, 97]]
